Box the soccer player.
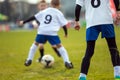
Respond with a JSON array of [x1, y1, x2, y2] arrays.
[[34, 0, 61, 62], [74, 0, 120, 80], [19, 0, 73, 69]]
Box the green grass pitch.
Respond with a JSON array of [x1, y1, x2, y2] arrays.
[[0, 27, 120, 80]]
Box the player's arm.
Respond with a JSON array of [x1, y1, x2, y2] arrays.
[[23, 16, 36, 24], [62, 25, 68, 37], [75, 4, 82, 22], [74, 4, 82, 30], [19, 16, 38, 26]]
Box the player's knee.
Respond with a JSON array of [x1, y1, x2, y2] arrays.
[[34, 42, 39, 46], [39, 44, 44, 49], [56, 44, 62, 48], [83, 57, 90, 63], [109, 48, 119, 56], [52, 45, 57, 48], [83, 54, 93, 62]]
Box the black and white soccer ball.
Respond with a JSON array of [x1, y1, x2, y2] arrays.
[[41, 54, 54, 67]]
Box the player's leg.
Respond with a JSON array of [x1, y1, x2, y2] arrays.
[[37, 39, 47, 62], [79, 26, 99, 80], [24, 41, 39, 66], [79, 40, 96, 79], [102, 24, 120, 79], [52, 45, 61, 57], [56, 43, 73, 69], [37, 44, 44, 62], [24, 34, 46, 66], [105, 37, 120, 79], [47, 35, 73, 69]]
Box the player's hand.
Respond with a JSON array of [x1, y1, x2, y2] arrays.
[[18, 20, 24, 26], [114, 11, 120, 25], [74, 21, 80, 31], [66, 20, 75, 28]]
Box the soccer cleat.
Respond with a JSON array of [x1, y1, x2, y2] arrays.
[[79, 77, 86, 80], [115, 76, 120, 80], [65, 62, 73, 69], [24, 60, 32, 66]]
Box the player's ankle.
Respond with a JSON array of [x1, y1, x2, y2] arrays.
[[79, 73, 87, 80]]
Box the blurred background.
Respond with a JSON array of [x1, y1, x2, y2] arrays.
[[0, 0, 85, 31]]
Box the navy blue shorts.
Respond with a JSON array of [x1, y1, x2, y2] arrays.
[[35, 34, 61, 45], [86, 24, 115, 41]]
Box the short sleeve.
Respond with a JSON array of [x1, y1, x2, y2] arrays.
[[76, 0, 84, 7], [35, 11, 42, 22], [57, 12, 68, 27]]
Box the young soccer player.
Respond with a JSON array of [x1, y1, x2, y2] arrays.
[[74, 0, 120, 80], [34, 0, 61, 62], [19, 0, 73, 69]]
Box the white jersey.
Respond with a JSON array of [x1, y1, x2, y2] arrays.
[[76, 0, 113, 28], [35, 7, 68, 35]]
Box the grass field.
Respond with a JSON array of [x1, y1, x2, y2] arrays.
[[0, 27, 120, 80]]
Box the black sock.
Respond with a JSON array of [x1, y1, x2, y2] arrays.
[[39, 48, 44, 58], [52, 47, 61, 57]]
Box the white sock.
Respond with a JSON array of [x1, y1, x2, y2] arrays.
[[27, 43, 38, 60], [79, 73, 86, 78], [114, 66, 120, 77], [57, 46, 70, 63]]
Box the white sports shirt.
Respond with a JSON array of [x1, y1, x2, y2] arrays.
[[35, 7, 68, 35], [76, 0, 113, 28]]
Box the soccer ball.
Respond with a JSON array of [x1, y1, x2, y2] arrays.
[[41, 54, 54, 67]]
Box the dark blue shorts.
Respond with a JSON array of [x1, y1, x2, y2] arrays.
[[86, 24, 115, 41], [35, 34, 61, 45]]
